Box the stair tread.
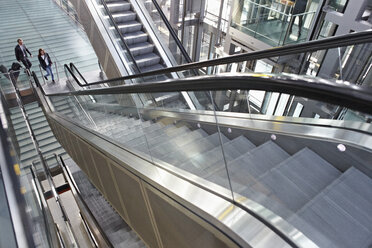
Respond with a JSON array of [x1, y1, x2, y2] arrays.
[[290, 167, 372, 248]]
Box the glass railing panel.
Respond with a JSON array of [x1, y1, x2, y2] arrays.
[[134, 90, 234, 198], [138, 0, 191, 65], [0, 71, 15, 94], [209, 88, 372, 248], [49, 92, 159, 161], [44, 74, 372, 248], [231, 0, 316, 46], [0, 119, 53, 248], [211, 42, 372, 85], [0, 70, 32, 93], [210, 86, 372, 133], [0, 174, 18, 248], [49, 89, 234, 198]]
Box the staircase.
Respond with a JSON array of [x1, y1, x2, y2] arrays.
[[10, 101, 68, 168], [103, 0, 166, 72], [62, 107, 372, 248], [0, 0, 100, 77]]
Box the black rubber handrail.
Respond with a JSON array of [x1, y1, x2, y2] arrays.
[[149, 0, 194, 64], [69, 30, 372, 87], [41, 73, 372, 115], [100, 0, 142, 74], [70, 63, 89, 85]]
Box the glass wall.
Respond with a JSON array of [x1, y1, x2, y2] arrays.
[[231, 0, 318, 46]]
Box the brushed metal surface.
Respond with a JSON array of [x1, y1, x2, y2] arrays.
[[110, 161, 160, 248], [50, 113, 296, 248]]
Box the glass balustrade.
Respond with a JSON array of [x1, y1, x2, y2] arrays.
[[47, 70, 372, 248], [231, 0, 317, 46], [138, 0, 193, 65]]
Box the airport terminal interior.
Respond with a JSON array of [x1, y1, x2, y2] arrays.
[[0, 0, 371, 247]]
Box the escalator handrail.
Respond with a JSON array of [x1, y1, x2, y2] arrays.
[[70, 63, 89, 85], [149, 0, 194, 65], [71, 30, 372, 87], [41, 73, 372, 115], [64, 64, 87, 87], [100, 0, 142, 74]]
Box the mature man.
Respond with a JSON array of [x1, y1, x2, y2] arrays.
[[15, 38, 32, 69]]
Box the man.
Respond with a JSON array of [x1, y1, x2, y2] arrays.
[[288, 0, 308, 38], [15, 38, 32, 69]]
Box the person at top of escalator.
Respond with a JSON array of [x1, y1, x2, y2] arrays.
[[15, 38, 32, 71], [288, 0, 308, 38], [38, 48, 55, 83]]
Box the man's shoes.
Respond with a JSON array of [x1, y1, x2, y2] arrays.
[[52, 80, 55, 83], [44, 76, 48, 80]]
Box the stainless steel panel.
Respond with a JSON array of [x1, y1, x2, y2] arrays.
[[145, 183, 239, 248], [110, 162, 160, 248], [74, 137, 90, 175], [47, 113, 296, 248], [86, 147, 106, 194], [90, 151, 123, 213], [76, 139, 93, 179], [64, 129, 77, 161]]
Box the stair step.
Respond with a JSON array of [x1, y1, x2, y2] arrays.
[[179, 136, 256, 177], [161, 133, 229, 166], [140, 63, 165, 73], [273, 148, 341, 197], [110, 11, 137, 23], [149, 129, 208, 158], [116, 21, 142, 34], [290, 168, 372, 248], [106, 2, 131, 13], [135, 53, 161, 68], [208, 141, 290, 190], [123, 31, 149, 45], [127, 125, 190, 149], [129, 42, 155, 56]]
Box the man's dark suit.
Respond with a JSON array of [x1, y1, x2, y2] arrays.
[[15, 44, 32, 69]]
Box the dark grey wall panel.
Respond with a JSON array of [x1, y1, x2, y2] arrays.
[[110, 162, 160, 248], [145, 184, 238, 248]]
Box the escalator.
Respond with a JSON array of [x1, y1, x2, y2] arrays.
[[69, 0, 201, 108], [104, 0, 166, 72], [70, 0, 192, 76], [34, 74, 372, 248], [30, 31, 372, 247]]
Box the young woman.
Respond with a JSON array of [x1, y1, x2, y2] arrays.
[[38, 48, 55, 82]]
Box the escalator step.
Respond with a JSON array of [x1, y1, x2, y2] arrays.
[[135, 53, 161, 68], [116, 21, 142, 34], [111, 11, 136, 23], [140, 63, 165, 73], [106, 2, 131, 13], [123, 31, 149, 45], [129, 42, 155, 56], [290, 168, 372, 248], [209, 141, 290, 188]]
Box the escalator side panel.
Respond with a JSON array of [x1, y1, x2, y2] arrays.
[[144, 183, 239, 248], [110, 162, 161, 248], [47, 113, 281, 248]]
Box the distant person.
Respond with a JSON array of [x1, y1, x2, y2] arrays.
[[38, 48, 55, 83], [15, 38, 32, 70], [288, 0, 308, 37]]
